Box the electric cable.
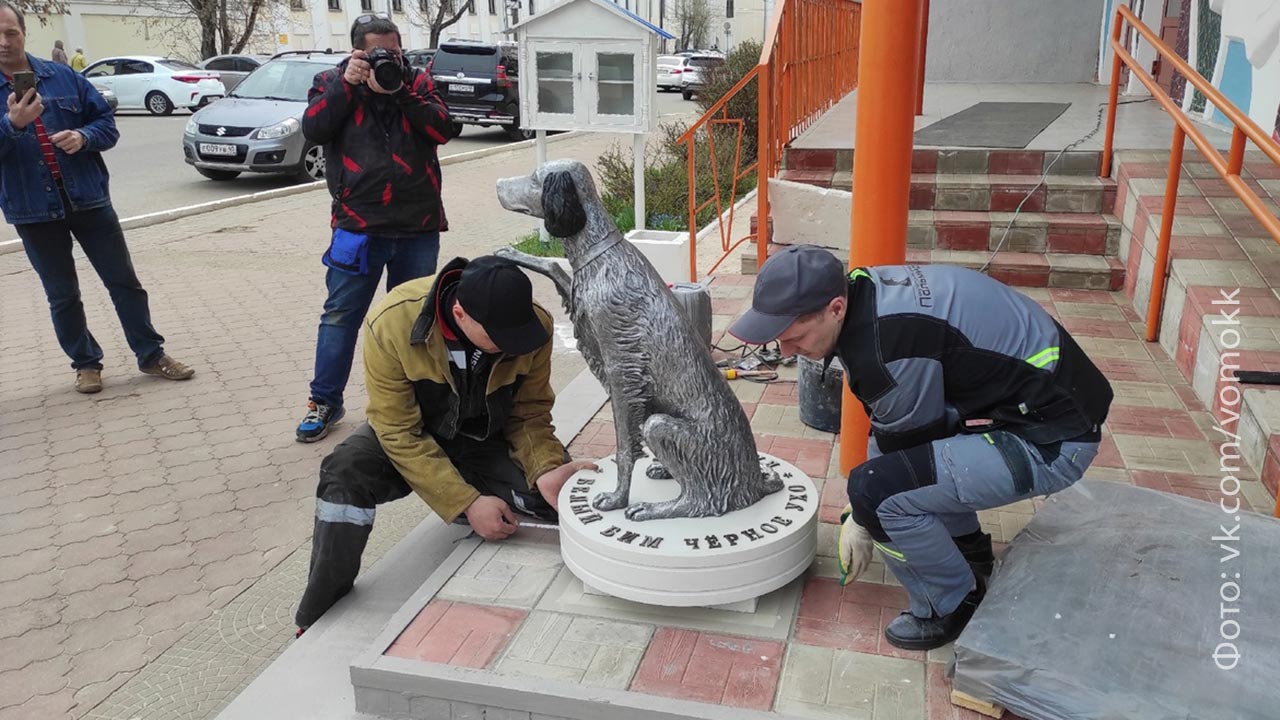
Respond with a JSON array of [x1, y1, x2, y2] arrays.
[[981, 97, 1153, 272]]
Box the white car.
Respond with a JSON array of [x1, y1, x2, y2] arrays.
[[656, 54, 685, 92], [676, 54, 725, 100], [82, 55, 226, 115]]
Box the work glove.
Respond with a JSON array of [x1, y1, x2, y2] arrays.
[[838, 504, 873, 586]]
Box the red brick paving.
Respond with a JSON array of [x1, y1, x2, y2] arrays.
[[1059, 317, 1136, 339], [1130, 470, 1254, 512], [385, 600, 526, 669], [794, 577, 925, 661], [1104, 405, 1205, 440], [754, 434, 834, 478], [926, 663, 1026, 720], [629, 628, 784, 710]]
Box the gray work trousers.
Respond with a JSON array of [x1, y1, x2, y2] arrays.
[[850, 430, 1099, 618]]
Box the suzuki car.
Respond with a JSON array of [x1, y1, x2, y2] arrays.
[[182, 51, 341, 182]]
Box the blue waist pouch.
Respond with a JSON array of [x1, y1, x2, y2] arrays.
[[322, 228, 370, 275]]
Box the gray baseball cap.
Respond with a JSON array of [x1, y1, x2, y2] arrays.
[[728, 245, 848, 344]]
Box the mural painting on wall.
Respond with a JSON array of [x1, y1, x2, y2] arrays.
[[1191, 0, 1280, 135]]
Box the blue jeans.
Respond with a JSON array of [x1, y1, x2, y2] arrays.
[[17, 202, 165, 371], [308, 233, 440, 408]]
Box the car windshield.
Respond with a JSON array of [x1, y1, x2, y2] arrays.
[[158, 60, 199, 71], [688, 57, 721, 68], [231, 60, 333, 101]]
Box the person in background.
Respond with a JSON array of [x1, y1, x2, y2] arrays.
[[50, 39, 66, 64], [70, 46, 85, 72], [1, 0, 195, 393], [295, 12, 455, 443]]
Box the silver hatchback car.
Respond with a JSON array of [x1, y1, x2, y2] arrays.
[[183, 51, 341, 182]]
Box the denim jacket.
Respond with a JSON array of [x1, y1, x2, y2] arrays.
[[0, 54, 119, 225]]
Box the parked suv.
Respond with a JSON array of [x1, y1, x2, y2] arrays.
[[182, 50, 342, 182], [678, 54, 725, 100], [430, 39, 530, 141]]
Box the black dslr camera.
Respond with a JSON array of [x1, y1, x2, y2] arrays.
[[366, 47, 408, 92]]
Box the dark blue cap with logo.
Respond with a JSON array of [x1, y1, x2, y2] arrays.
[[727, 245, 847, 345]]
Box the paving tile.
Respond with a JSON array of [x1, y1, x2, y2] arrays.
[[436, 536, 563, 609], [777, 643, 926, 719], [386, 600, 527, 669], [497, 611, 651, 689], [629, 628, 784, 710], [1111, 434, 1229, 476], [1130, 470, 1254, 512], [794, 577, 924, 661]]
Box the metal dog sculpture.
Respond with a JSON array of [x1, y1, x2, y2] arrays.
[[495, 160, 783, 521]]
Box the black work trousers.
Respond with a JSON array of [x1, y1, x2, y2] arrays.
[[295, 422, 556, 628]]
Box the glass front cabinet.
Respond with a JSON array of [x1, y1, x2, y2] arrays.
[[522, 40, 653, 133]]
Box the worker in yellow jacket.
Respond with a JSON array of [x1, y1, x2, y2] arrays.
[[295, 255, 595, 632]]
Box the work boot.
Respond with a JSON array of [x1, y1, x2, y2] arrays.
[[953, 530, 995, 581], [141, 354, 195, 381], [884, 576, 986, 651], [75, 368, 103, 394], [296, 400, 345, 443]]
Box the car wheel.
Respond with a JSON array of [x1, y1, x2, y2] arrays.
[[451, 121, 464, 137], [682, 88, 693, 101], [146, 91, 174, 116], [196, 167, 240, 181], [503, 105, 534, 142], [295, 144, 325, 182]]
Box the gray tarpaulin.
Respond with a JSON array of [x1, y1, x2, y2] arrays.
[[952, 480, 1280, 720]]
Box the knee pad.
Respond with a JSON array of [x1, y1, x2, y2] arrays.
[[846, 443, 938, 543]]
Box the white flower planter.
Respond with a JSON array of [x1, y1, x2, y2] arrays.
[[624, 229, 690, 285]]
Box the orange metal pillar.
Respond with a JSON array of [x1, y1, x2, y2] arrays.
[[840, 0, 920, 476], [915, 0, 930, 116]]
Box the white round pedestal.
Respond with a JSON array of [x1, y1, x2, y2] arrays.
[[557, 453, 818, 607]]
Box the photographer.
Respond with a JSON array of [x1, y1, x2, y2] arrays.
[[296, 13, 456, 442]]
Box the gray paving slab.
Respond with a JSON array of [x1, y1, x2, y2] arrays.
[[495, 611, 652, 689], [776, 644, 926, 720]]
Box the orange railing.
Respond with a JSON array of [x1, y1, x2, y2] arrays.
[[1101, 4, 1280, 342], [676, 0, 862, 280]]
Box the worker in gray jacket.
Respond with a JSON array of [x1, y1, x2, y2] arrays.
[[729, 246, 1113, 650]]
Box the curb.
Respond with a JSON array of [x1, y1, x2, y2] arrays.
[[0, 130, 584, 257]]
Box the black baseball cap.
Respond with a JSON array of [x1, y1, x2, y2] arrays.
[[728, 245, 847, 344], [455, 256, 550, 355]]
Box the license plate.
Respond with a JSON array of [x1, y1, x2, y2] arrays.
[[449, 83, 474, 95], [199, 143, 236, 156]]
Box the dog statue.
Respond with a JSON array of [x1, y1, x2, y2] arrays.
[[495, 160, 783, 521]]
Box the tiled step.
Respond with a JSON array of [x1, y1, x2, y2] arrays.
[[778, 171, 1119, 214], [783, 147, 1104, 177], [910, 210, 1121, 256], [740, 241, 1123, 291]]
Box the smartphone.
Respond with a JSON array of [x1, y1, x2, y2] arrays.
[[10, 71, 36, 99]]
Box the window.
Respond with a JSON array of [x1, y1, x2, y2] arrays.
[[236, 58, 262, 72], [535, 50, 573, 115], [392, 0, 402, 10], [725, 0, 733, 18], [84, 61, 115, 78], [360, 0, 372, 10], [488, 0, 495, 14], [596, 51, 634, 116], [328, 0, 340, 10], [120, 60, 154, 75], [289, 0, 305, 9], [205, 57, 234, 71]]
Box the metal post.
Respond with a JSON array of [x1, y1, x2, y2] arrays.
[[1144, 125, 1185, 343], [536, 130, 549, 243], [757, 61, 771, 271], [914, 0, 929, 116], [840, 0, 919, 476], [1101, 10, 1124, 178], [634, 133, 646, 232]]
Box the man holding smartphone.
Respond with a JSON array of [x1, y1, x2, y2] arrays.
[[295, 13, 456, 443], [0, 0, 194, 393]]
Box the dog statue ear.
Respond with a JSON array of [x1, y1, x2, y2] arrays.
[[541, 171, 588, 238]]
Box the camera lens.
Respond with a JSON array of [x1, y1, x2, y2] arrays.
[[372, 56, 403, 91]]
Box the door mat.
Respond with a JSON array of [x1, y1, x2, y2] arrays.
[[913, 102, 1070, 148]]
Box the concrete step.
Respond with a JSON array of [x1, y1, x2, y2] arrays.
[[779, 171, 1118, 214], [740, 241, 1123, 291], [783, 147, 1104, 177], [911, 210, 1120, 256]]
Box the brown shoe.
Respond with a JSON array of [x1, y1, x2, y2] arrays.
[[141, 354, 195, 381], [75, 368, 103, 394]]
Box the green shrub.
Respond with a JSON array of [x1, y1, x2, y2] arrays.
[[511, 232, 565, 257]]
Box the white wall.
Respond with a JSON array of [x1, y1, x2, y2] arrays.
[[925, 0, 1108, 83]]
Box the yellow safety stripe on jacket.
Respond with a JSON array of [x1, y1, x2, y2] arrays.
[[1025, 346, 1061, 368]]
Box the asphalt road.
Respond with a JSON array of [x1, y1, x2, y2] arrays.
[[2, 91, 695, 244]]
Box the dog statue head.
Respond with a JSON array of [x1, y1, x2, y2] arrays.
[[497, 160, 603, 239]]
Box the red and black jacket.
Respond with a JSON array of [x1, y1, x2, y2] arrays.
[[303, 59, 454, 236]]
